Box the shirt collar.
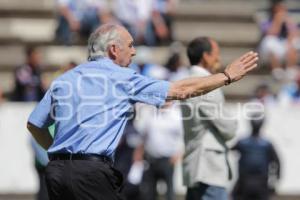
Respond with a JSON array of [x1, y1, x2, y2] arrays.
[[89, 56, 118, 67], [190, 65, 212, 76], [89, 55, 108, 62]]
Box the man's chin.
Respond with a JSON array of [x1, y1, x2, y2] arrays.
[[119, 63, 130, 68], [118, 59, 131, 68], [212, 63, 221, 73], [121, 64, 129, 68], [125, 61, 131, 68]]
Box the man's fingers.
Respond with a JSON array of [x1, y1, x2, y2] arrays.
[[239, 51, 253, 62], [243, 56, 259, 69], [241, 53, 258, 65], [227, 51, 258, 80], [245, 64, 258, 73], [239, 51, 255, 62]]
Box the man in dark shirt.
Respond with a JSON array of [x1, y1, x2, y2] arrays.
[[232, 114, 280, 200], [12, 46, 45, 102], [12, 46, 49, 200]]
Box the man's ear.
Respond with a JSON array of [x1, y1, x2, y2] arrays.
[[202, 52, 210, 62], [108, 44, 117, 60]]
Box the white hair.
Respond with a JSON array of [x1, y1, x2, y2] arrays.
[[87, 24, 123, 61]]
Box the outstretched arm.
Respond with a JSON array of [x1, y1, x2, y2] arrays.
[[167, 51, 258, 100]]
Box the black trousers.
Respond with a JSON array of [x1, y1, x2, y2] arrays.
[[232, 176, 269, 200], [36, 166, 49, 200], [45, 159, 124, 200]]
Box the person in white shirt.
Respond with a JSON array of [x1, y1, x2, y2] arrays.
[[181, 37, 237, 200], [137, 103, 184, 200]]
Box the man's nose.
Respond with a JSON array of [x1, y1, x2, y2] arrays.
[[132, 48, 136, 57]]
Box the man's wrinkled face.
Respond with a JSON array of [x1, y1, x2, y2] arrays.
[[203, 40, 221, 73], [115, 28, 136, 67]]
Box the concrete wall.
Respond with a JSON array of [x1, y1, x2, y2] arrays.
[[0, 102, 300, 195]]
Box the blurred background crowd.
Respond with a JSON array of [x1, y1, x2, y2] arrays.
[[0, 0, 300, 199]]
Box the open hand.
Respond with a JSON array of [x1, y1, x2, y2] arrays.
[[225, 51, 258, 83]]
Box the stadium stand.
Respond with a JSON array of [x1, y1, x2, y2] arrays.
[[0, 0, 299, 98]]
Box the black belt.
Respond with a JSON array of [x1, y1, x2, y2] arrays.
[[49, 153, 113, 165]]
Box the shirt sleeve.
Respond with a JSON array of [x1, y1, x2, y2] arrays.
[[127, 72, 170, 107], [28, 89, 54, 128]]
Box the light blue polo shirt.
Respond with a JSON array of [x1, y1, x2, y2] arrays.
[[28, 57, 170, 159]]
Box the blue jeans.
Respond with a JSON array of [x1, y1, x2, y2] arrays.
[[186, 182, 227, 200]]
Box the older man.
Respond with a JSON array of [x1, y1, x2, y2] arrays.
[[181, 37, 237, 200], [27, 24, 258, 200]]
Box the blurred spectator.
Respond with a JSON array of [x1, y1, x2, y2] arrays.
[[114, 111, 143, 200], [182, 37, 237, 200], [55, 0, 113, 45], [137, 103, 183, 200], [165, 52, 189, 81], [232, 114, 281, 200], [11, 46, 48, 200], [150, 0, 177, 45], [132, 46, 169, 78], [165, 42, 189, 81], [278, 71, 300, 105], [259, 1, 299, 80], [113, 0, 154, 45], [131, 46, 154, 74], [251, 84, 276, 105], [132, 59, 182, 200], [165, 52, 181, 74], [113, 0, 176, 46], [11, 47, 45, 102]]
